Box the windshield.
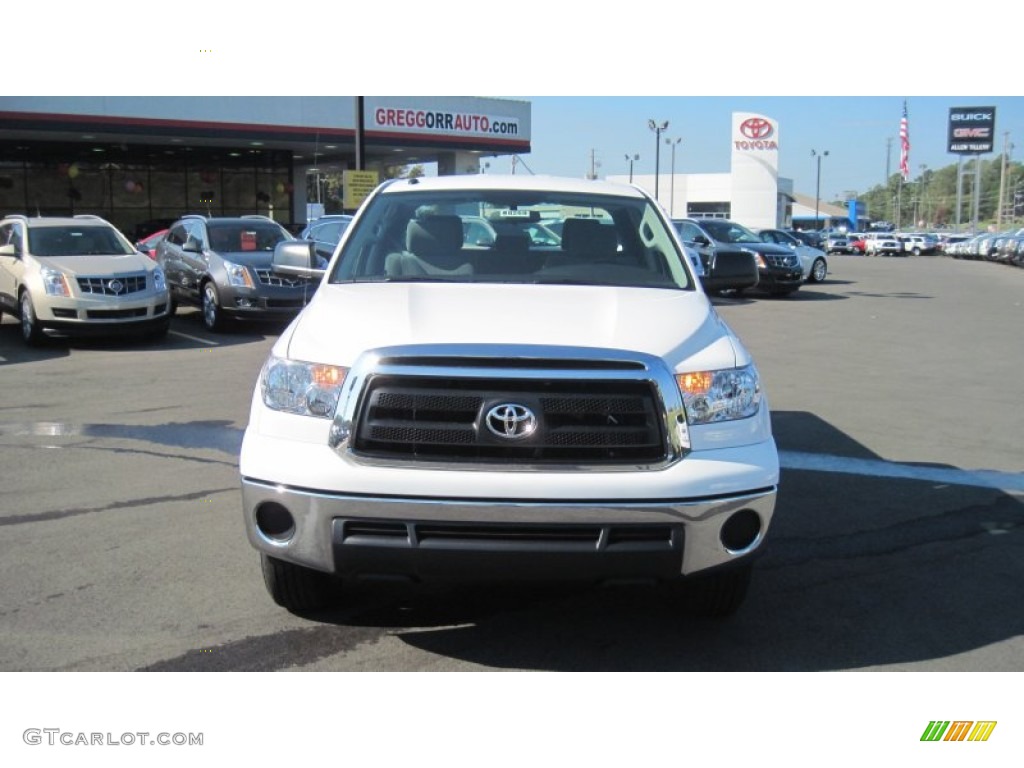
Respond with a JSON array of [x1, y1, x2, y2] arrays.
[[29, 225, 136, 257], [330, 188, 693, 290], [700, 220, 762, 244], [207, 222, 291, 252]]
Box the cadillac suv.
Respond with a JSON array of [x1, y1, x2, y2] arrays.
[[156, 215, 319, 331]]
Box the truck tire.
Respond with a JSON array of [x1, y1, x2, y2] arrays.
[[260, 553, 340, 612], [664, 564, 752, 618]]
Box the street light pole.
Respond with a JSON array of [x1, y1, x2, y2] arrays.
[[665, 137, 681, 217], [625, 153, 639, 184], [648, 119, 669, 200], [812, 149, 829, 232]]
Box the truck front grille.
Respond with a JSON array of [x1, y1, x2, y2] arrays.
[[353, 375, 666, 465]]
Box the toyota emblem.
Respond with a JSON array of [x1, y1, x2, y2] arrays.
[[107, 279, 125, 294], [739, 117, 773, 140], [485, 403, 538, 440]]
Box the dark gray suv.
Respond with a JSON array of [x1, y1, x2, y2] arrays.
[[156, 215, 319, 331]]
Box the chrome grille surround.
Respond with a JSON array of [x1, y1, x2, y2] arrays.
[[77, 274, 148, 295], [328, 344, 690, 471]]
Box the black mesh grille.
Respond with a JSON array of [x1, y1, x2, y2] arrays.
[[353, 374, 665, 464]]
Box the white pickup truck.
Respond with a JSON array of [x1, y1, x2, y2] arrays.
[[239, 175, 779, 617]]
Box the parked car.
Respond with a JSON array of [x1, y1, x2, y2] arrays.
[[242, 174, 779, 617], [0, 214, 171, 345], [300, 215, 353, 264], [824, 233, 855, 254], [787, 230, 824, 249], [939, 234, 971, 255], [757, 228, 828, 283], [156, 214, 318, 332], [846, 234, 867, 254], [900, 233, 938, 256], [864, 233, 903, 256], [135, 228, 168, 260], [461, 213, 562, 249], [676, 218, 801, 296]]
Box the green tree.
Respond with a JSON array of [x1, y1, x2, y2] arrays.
[[855, 158, 1023, 229]]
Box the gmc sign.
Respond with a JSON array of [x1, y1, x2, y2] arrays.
[[948, 106, 996, 154]]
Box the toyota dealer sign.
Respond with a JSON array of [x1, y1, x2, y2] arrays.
[[734, 115, 779, 151]]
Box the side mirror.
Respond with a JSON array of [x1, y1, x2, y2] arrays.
[[183, 237, 203, 253], [0, 243, 17, 257], [273, 241, 326, 278]]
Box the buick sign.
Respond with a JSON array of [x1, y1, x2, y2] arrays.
[[948, 106, 996, 154]]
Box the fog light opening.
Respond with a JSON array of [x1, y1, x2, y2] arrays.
[[255, 502, 295, 542], [721, 509, 762, 553]]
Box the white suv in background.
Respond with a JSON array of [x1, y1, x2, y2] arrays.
[[864, 232, 904, 256], [0, 214, 171, 345], [901, 234, 937, 256]]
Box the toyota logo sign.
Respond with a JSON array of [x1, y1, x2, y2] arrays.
[[485, 403, 538, 440], [739, 118, 773, 140]]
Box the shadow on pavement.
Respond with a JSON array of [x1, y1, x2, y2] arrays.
[[281, 410, 1023, 671]]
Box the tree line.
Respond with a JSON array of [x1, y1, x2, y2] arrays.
[[838, 157, 1023, 230]]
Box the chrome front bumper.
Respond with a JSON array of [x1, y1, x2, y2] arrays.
[[241, 478, 777, 581]]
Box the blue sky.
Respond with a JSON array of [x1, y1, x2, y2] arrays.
[[503, 97, 1023, 201]]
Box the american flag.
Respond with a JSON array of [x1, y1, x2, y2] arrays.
[[899, 101, 910, 181]]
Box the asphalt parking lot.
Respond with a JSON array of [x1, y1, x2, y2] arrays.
[[0, 255, 1022, 672]]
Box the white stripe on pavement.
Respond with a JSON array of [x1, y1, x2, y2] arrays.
[[780, 450, 1024, 493], [169, 330, 220, 346]]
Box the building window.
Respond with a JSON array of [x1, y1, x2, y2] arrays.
[[686, 202, 731, 219]]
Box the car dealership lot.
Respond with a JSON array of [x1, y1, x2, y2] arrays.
[[1, 257, 1022, 672]]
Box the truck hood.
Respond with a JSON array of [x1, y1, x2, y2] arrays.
[[38, 253, 157, 276], [280, 282, 745, 372]]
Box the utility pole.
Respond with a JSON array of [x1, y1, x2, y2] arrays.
[[996, 131, 1010, 228], [972, 157, 982, 232], [587, 149, 601, 180], [886, 137, 893, 222], [885, 137, 892, 184]]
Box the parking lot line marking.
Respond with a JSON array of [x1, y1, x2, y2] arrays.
[[169, 330, 220, 346], [780, 450, 1024, 493]]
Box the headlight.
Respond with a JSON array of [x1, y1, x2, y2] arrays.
[[152, 267, 167, 292], [261, 356, 347, 418], [745, 250, 767, 268], [676, 365, 761, 424], [41, 267, 72, 297], [223, 259, 254, 288]]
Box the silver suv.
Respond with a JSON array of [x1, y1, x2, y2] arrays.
[[157, 215, 319, 332], [0, 214, 171, 345]]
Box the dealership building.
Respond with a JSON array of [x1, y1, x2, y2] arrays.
[[1, 99, 857, 239], [0, 96, 531, 237], [611, 112, 848, 231]]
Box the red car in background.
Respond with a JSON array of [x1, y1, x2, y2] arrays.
[[135, 229, 168, 260], [847, 234, 866, 254]]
